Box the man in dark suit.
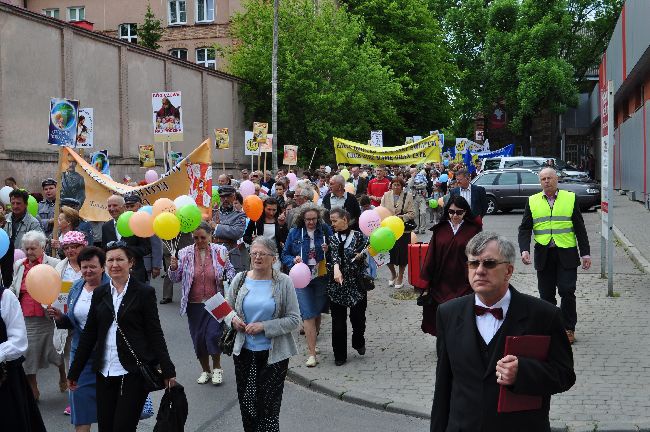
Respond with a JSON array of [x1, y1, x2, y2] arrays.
[[347, 166, 368, 198], [432, 231, 575, 432], [450, 168, 489, 217], [101, 195, 152, 283], [322, 175, 361, 230], [518, 167, 590, 344]]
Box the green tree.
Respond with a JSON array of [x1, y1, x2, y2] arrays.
[[223, 0, 402, 166], [138, 3, 164, 51]]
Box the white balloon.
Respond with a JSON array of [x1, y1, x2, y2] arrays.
[[0, 186, 13, 205], [174, 195, 197, 209]]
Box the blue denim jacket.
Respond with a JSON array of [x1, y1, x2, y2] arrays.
[[281, 223, 333, 270]]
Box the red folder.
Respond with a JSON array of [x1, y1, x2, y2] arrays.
[[497, 335, 551, 413]]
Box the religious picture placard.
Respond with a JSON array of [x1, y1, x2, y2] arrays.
[[152, 91, 183, 142]]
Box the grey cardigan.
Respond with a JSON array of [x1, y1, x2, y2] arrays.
[[224, 270, 301, 364]]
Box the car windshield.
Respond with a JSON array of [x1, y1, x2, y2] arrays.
[[483, 159, 500, 170], [554, 159, 577, 171]]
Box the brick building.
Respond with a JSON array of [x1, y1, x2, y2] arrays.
[[18, 0, 242, 70]]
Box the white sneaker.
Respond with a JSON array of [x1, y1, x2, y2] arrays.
[[305, 355, 318, 367], [388, 279, 395, 287], [197, 371, 212, 384], [211, 368, 223, 385]]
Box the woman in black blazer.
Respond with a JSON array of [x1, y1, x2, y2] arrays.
[[67, 241, 176, 432]]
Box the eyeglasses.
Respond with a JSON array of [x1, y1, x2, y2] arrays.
[[250, 252, 274, 258], [448, 209, 466, 216], [467, 259, 510, 270], [106, 240, 127, 249]]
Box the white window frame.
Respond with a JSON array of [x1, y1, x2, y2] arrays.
[[67, 6, 85, 22], [43, 8, 60, 19], [195, 0, 215, 23], [168, 0, 187, 25], [196, 48, 216, 69], [169, 48, 188, 60], [118, 24, 138, 43]]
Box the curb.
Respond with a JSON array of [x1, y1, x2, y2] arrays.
[[612, 224, 650, 274]]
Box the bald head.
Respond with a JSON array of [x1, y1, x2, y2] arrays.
[[107, 195, 125, 220], [539, 168, 558, 195], [218, 174, 230, 186]]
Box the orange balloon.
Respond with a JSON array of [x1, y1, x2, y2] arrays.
[[410, 231, 417, 243], [243, 195, 264, 221], [152, 198, 176, 218], [129, 211, 155, 237], [368, 246, 378, 256], [438, 197, 444, 208], [26, 264, 61, 305], [312, 192, 319, 203], [375, 206, 392, 221]]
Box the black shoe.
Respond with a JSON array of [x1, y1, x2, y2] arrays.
[[335, 359, 346, 366], [355, 346, 366, 355], [159, 298, 172, 304]]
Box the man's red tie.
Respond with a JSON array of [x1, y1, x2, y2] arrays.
[[474, 305, 504, 320]]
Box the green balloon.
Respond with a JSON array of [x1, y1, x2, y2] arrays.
[[369, 227, 396, 253], [27, 196, 38, 217], [116, 211, 134, 237], [211, 188, 220, 207], [177, 205, 202, 233], [428, 198, 438, 209]]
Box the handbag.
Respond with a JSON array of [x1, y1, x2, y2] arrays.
[[219, 271, 247, 356], [399, 193, 417, 232], [360, 274, 375, 291], [154, 384, 188, 432], [114, 313, 165, 392]]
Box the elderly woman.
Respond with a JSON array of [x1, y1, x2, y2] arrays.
[[10, 230, 63, 400], [168, 222, 235, 385], [225, 237, 301, 432], [281, 203, 332, 367], [420, 195, 482, 336], [327, 208, 369, 366], [380, 177, 415, 289], [47, 247, 110, 432]]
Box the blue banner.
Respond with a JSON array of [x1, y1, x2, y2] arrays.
[[475, 144, 515, 159]]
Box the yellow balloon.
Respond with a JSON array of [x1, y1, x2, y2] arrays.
[[340, 169, 350, 180], [153, 212, 181, 240], [381, 215, 405, 240], [344, 183, 355, 194]]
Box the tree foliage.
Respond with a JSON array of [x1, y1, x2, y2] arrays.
[[138, 3, 164, 51], [223, 0, 403, 166]]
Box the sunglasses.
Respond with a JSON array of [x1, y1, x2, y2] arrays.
[[448, 209, 466, 216], [467, 259, 509, 270]]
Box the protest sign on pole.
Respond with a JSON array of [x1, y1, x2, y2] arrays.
[[283, 145, 298, 166], [49, 98, 79, 147], [76, 108, 93, 148], [215, 128, 229, 173], [139, 145, 155, 168], [253, 123, 267, 172], [370, 130, 383, 147], [152, 92, 183, 142]]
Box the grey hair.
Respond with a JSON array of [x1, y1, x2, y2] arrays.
[[251, 236, 277, 256], [539, 167, 558, 177], [294, 202, 323, 227], [108, 194, 125, 206], [465, 231, 516, 264], [296, 183, 315, 200], [22, 230, 47, 249], [330, 175, 345, 186]]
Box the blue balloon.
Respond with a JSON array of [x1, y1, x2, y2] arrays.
[[139, 205, 153, 215], [443, 159, 450, 167], [439, 174, 449, 182], [0, 229, 9, 259]]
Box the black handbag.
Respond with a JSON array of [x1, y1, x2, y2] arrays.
[[154, 384, 188, 432], [360, 274, 375, 291], [399, 193, 417, 232], [219, 271, 247, 356], [114, 314, 165, 392]]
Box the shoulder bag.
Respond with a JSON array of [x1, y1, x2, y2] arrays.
[[219, 271, 247, 356], [399, 193, 417, 232]]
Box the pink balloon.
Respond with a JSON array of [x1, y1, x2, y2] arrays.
[[13, 249, 25, 262], [359, 209, 381, 236], [145, 170, 158, 184], [289, 262, 311, 289], [286, 173, 298, 189], [239, 180, 256, 198]]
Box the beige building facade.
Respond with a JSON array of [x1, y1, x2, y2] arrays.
[[21, 0, 242, 70]]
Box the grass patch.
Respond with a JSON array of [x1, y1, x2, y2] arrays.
[[608, 291, 621, 298]]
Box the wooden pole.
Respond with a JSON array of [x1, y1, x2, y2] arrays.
[[221, 149, 226, 174], [257, 151, 261, 172], [263, 151, 268, 179]]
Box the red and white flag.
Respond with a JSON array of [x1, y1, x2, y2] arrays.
[[204, 293, 232, 322]]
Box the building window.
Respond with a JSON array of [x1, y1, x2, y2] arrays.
[[168, 0, 186, 25], [43, 8, 60, 19], [170, 48, 188, 60], [118, 24, 138, 43], [67, 6, 85, 22], [196, 0, 215, 23], [196, 48, 216, 69]]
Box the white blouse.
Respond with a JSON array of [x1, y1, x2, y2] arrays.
[[0, 290, 28, 363], [73, 288, 94, 330]]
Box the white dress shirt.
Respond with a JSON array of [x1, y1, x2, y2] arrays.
[[0, 290, 28, 363], [475, 289, 511, 344], [459, 187, 472, 206], [448, 220, 464, 235], [329, 192, 347, 209], [100, 278, 130, 377], [114, 220, 122, 241]]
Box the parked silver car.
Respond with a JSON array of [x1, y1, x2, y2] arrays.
[[472, 168, 600, 215]]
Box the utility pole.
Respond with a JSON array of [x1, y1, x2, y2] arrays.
[[271, 0, 279, 172]]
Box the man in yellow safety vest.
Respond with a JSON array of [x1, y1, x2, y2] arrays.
[[518, 168, 591, 344]]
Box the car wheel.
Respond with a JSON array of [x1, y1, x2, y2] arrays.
[[500, 207, 513, 213], [486, 197, 498, 215]]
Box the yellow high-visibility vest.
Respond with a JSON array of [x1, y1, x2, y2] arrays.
[[529, 190, 577, 248]]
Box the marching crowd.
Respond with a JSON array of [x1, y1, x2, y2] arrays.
[[0, 158, 587, 431]]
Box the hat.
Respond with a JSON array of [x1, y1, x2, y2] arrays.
[[60, 231, 88, 247], [60, 198, 81, 209], [124, 194, 142, 204], [219, 185, 236, 197], [42, 178, 57, 188]]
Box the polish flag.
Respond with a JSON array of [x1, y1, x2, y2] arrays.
[[204, 293, 232, 322]]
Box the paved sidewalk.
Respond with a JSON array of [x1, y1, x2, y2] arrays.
[[287, 210, 650, 431], [611, 193, 650, 273]]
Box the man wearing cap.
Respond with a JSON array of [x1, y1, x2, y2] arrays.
[[38, 178, 57, 238], [211, 185, 247, 272], [101, 195, 152, 283]]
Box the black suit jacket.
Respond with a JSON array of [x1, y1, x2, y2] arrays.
[[67, 279, 175, 381], [431, 287, 575, 432], [102, 220, 152, 283], [321, 192, 361, 230], [450, 184, 489, 217], [517, 196, 590, 271], [347, 176, 368, 197]]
